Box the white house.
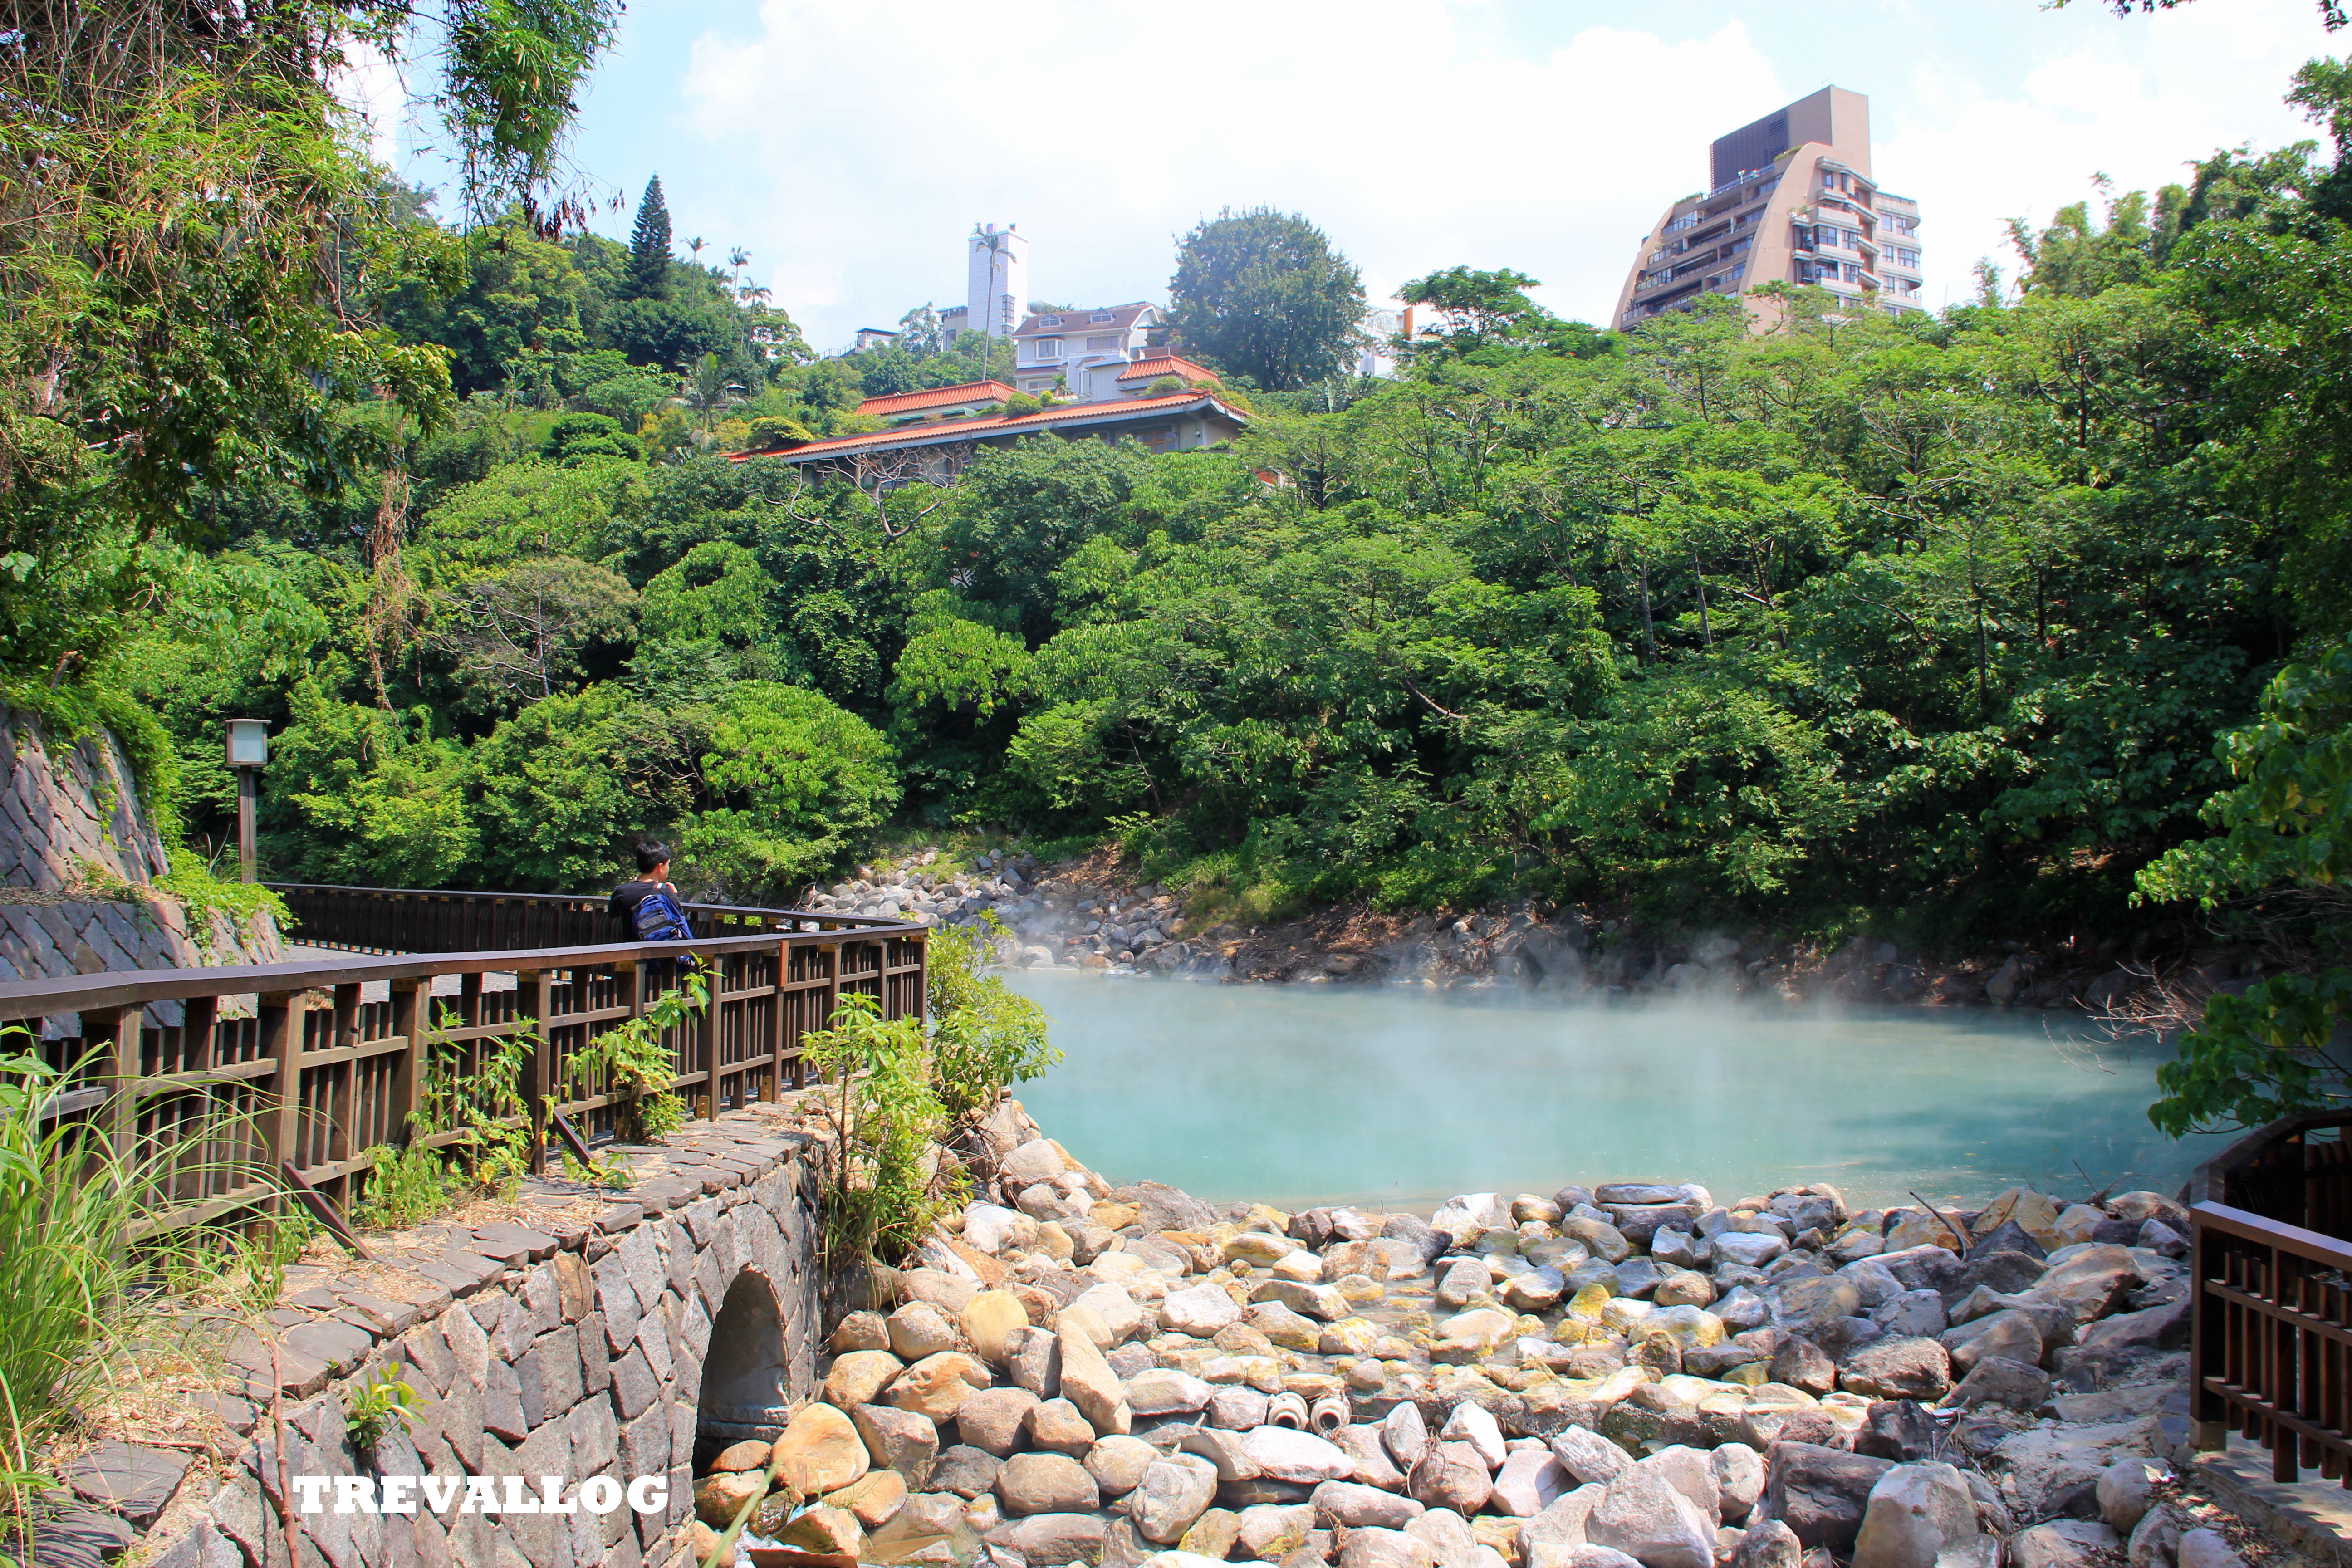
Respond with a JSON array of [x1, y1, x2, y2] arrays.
[[1011, 302, 1162, 398]]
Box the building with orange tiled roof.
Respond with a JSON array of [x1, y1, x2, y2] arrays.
[[1115, 354, 1221, 390], [856, 380, 1017, 425], [732, 389, 1247, 487], [1012, 303, 1164, 400]]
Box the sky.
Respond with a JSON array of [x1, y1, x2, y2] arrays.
[[356, 0, 2339, 353]]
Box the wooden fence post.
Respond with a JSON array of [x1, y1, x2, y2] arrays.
[[388, 977, 424, 1144], [258, 990, 301, 1216], [520, 969, 550, 1177]]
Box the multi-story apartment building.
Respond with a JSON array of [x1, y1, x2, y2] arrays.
[[1614, 87, 1925, 333]]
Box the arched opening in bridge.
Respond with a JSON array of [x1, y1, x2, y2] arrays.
[[696, 1269, 792, 1467]]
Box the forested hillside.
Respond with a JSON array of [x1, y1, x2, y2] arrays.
[[12, 43, 2352, 969]]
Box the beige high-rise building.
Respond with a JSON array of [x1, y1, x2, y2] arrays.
[[1614, 87, 1924, 333]]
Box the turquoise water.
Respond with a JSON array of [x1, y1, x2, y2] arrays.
[[1002, 971, 2220, 1213]]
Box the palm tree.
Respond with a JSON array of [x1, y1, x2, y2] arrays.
[[688, 235, 706, 264], [728, 246, 750, 296]]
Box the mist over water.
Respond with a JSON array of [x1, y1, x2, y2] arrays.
[[1003, 971, 2219, 1213]]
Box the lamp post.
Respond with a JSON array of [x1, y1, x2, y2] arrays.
[[224, 719, 268, 884]]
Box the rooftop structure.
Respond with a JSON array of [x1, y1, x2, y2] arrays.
[[1614, 86, 1924, 332], [745, 390, 1247, 486]]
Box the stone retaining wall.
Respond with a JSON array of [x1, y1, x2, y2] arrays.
[[75, 1105, 822, 1568], [0, 709, 284, 991]]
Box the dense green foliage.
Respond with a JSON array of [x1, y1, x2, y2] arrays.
[[17, 0, 2352, 1032]]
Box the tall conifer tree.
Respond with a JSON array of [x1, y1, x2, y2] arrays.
[[626, 175, 673, 299]]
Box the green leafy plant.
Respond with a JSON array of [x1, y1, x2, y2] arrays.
[[925, 915, 1059, 1121], [353, 1142, 461, 1231], [801, 991, 958, 1271], [415, 1006, 536, 1200], [564, 970, 705, 1144], [344, 1362, 422, 1452]]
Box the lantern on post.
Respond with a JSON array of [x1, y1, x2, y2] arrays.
[[224, 719, 269, 884]]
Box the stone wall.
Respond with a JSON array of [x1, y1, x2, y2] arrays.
[[72, 1105, 821, 1568], [0, 708, 284, 990]]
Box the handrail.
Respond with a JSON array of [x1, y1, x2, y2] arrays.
[[0, 887, 930, 1236]]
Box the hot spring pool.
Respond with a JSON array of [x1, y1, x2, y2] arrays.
[[1000, 971, 2217, 1213]]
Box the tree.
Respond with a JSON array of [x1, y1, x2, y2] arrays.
[[1167, 208, 1367, 389], [424, 558, 637, 714], [627, 176, 674, 300], [1398, 266, 1556, 356]]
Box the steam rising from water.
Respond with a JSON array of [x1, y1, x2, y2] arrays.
[[1004, 972, 2218, 1212]]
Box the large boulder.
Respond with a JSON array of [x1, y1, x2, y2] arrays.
[[1762, 1442, 1895, 1553], [1583, 1467, 1715, 1568], [1137, 1181, 1219, 1233], [997, 1452, 1101, 1516], [1161, 1284, 1245, 1337], [1851, 1462, 1980, 1568], [1241, 1426, 1357, 1485], [1408, 1442, 1493, 1515], [1055, 1317, 1133, 1435], [1130, 1455, 1222, 1544], [1314, 1480, 1428, 1530], [772, 1401, 871, 1495], [884, 1351, 993, 1421], [1838, 1338, 1953, 1402]]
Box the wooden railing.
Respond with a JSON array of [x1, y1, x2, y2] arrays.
[[0, 895, 925, 1235], [2190, 1110, 2352, 1485], [270, 882, 911, 956]]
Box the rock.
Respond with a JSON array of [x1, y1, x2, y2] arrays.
[[1763, 1444, 1895, 1553], [1432, 1308, 1518, 1360], [1131, 1455, 1224, 1544], [1131, 1369, 1217, 1418], [1000, 1451, 1102, 1516], [887, 1351, 995, 1421], [1336, 1424, 1406, 1490], [1245, 1427, 1358, 1485], [1406, 1506, 1481, 1568], [1058, 1317, 1135, 1435], [1003, 1140, 1068, 1182], [1870, 1292, 1947, 1339], [1212, 1387, 1274, 1431], [2028, 1247, 2141, 1324], [1851, 1463, 1979, 1568], [1493, 1449, 1571, 1517], [773, 1401, 872, 1494], [1714, 1233, 1787, 1269], [2073, 1298, 2189, 1357], [1770, 1278, 1862, 1333], [1315, 1480, 1428, 1529], [1441, 1402, 1508, 1470], [1729, 1519, 1802, 1568], [965, 1204, 1040, 1255], [931, 1444, 1004, 1499], [1253, 1279, 1350, 1323], [2175, 1528, 2242, 1568], [1584, 1467, 1715, 1568], [989, 1512, 1112, 1565], [1712, 1445, 1764, 1524], [827, 1349, 906, 1409], [781, 1504, 868, 1558], [1520, 1484, 1608, 1560], [2011, 1521, 2122, 1568], [1854, 1403, 1936, 1464], [965, 1291, 1035, 1364], [1409, 1445, 1494, 1515], [960, 1387, 1043, 1457], [2125, 1505, 2180, 1568], [835, 1310, 893, 1352], [1838, 1339, 1952, 1402], [891, 1300, 964, 1360], [1236, 1501, 1316, 1560], [1943, 1356, 2048, 1413], [1028, 1397, 1099, 1456], [1075, 1283, 1151, 1342], [1384, 1402, 1431, 1469], [2096, 1461, 2162, 1536], [1769, 1339, 1836, 1397], [1166, 1284, 1247, 1337], [696, 1469, 767, 1527], [853, 1402, 942, 1485], [1637, 1447, 1720, 1526], [1088, 1435, 1162, 1499], [1253, 1302, 1326, 1352], [1342, 1527, 1437, 1568], [827, 1469, 911, 1529], [1938, 1313, 2040, 1376]]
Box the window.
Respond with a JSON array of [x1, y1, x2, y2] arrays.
[[1888, 247, 1921, 270], [1883, 214, 1917, 237], [1089, 311, 1114, 323], [1034, 338, 1063, 359], [1039, 315, 1063, 327], [1085, 334, 1118, 353]]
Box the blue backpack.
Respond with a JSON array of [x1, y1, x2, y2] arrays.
[[631, 886, 693, 944]]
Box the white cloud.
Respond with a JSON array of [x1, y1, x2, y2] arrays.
[[1877, 2, 2322, 309], [679, 2, 1786, 346], [333, 39, 412, 169], [659, 0, 2332, 344]]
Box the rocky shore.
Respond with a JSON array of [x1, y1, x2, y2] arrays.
[[800, 848, 2250, 1018], [688, 1098, 2248, 1568]]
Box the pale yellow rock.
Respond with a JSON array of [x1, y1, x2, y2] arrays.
[[694, 1470, 766, 1528], [824, 1468, 909, 1529], [2053, 1203, 2107, 1247], [1318, 1317, 1381, 1356], [822, 1349, 904, 1410], [686, 1521, 735, 1568], [961, 1290, 1031, 1365], [1975, 1187, 2064, 1249], [1222, 1232, 1298, 1264], [1270, 1251, 1324, 1283], [883, 1351, 994, 1422], [1054, 1314, 1133, 1434], [781, 1503, 867, 1558], [1092, 1202, 1139, 1230], [1335, 1273, 1385, 1304], [1058, 1302, 1113, 1349], [770, 1401, 871, 1495], [711, 1438, 773, 1473], [1883, 1207, 1966, 1252], [1563, 1283, 1612, 1321], [1034, 1222, 1076, 1261]]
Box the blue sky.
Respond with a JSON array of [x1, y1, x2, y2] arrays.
[[359, 0, 2337, 351]]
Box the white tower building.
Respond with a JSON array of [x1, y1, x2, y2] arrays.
[[966, 223, 1029, 338]]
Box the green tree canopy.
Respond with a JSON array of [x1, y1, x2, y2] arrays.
[[627, 175, 674, 300], [1167, 208, 1367, 389]]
